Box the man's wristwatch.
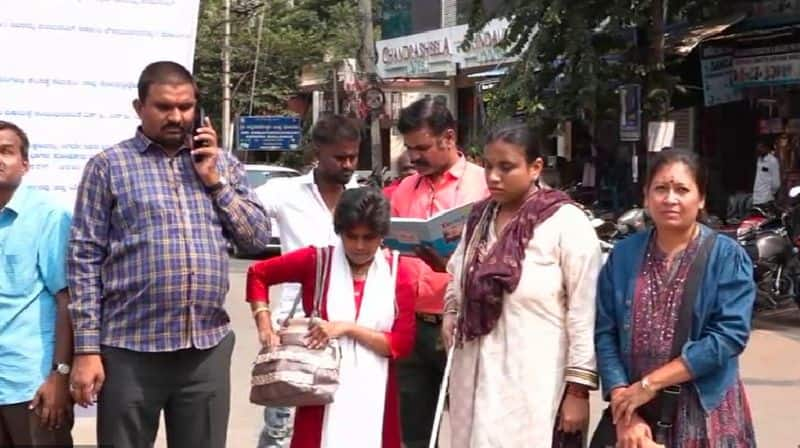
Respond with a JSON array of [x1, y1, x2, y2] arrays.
[[53, 363, 71, 376]]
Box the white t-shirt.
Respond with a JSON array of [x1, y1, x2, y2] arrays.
[[753, 152, 781, 205], [255, 170, 358, 321]]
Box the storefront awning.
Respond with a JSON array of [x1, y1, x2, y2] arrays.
[[666, 13, 747, 57], [704, 23, 800, 45]]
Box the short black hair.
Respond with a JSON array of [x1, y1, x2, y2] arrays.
[[311, 114, 362, 147], [334, 188, 391, 236], [397, 97, 455, 136], [485, 122, 542, 164], [0, 121, 30, 161], [137, 61, 198, 102]]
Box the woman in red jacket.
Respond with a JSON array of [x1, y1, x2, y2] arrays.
[[246, 188, 416, 448]]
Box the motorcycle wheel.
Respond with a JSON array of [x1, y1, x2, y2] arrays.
[[755, 269, 795, 312]]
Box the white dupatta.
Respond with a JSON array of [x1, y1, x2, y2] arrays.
[[320, 239, 397, 448]]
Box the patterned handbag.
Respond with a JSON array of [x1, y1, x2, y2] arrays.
[[249, 246, 341, 407]]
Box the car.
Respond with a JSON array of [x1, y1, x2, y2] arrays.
[[231, 164, 300, 257], [245, 164, 300, 189]]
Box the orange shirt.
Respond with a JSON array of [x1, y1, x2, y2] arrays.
[[390, 156, 489, 314]]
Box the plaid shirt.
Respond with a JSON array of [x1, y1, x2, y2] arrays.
[[68, 130, 270, 353]]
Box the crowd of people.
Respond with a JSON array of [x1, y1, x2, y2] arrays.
[[0, 59, 758, 448]]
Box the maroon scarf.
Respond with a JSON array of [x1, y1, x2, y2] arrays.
[[457, 188, 573, 342]]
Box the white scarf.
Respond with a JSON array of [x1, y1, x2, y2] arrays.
[[320, 240, 397, 448]]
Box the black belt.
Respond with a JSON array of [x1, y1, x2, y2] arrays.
[[416, 312, 443, 325]]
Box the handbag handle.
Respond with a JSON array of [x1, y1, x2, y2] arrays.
[[312, 246, 332, 318], [283, 246, 331, 326]]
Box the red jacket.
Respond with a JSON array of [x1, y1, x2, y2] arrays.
[[246, 246, 416, 448]]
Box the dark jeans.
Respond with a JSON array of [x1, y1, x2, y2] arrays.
[[257, 406, 293, 448], [98, 332, 235, 448], [0, 401, 73, 447], [398, 317, 446, 448]]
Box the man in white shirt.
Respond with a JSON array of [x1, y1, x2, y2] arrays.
[[753, 140, 781, 209], [252, 114, 361, 448]]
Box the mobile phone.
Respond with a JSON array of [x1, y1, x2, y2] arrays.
[[192, 107, 207, 162]]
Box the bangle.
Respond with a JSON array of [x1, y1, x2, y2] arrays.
[[252, 306, 270, 318]]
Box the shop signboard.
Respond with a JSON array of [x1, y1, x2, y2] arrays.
[[733, 43, 800, 87], [377, 26, 461, 77], [701, 46, 743, 106], [376, 19, 516, 78], [459, 19, 516, 70]]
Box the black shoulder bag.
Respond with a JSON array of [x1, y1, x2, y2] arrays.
[[589, 233, 716, 447]]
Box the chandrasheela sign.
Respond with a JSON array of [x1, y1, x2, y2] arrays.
[[376, 19, 516, 78]]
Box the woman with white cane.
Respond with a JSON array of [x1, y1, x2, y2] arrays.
[[438, 123, 602, 447]]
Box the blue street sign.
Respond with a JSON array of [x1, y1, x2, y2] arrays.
[[619, 84, 641, 142], [238, 115, 301, 151]]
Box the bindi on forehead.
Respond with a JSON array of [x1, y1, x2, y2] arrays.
[[655, 177, 686, 185]]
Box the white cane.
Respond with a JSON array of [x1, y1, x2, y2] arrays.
[[428, 325, 457, 448]]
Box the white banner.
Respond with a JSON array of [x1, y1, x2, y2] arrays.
[[0, 0, 200, 207]]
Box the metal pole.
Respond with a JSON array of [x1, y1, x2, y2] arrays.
[[332, 65, 340, 114], [249, 9, 265, 116], [358, 0, 382, 172], [222, 0, 232, 151]]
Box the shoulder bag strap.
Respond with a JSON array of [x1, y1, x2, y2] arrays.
[[671, 231, 717, 358], [654, 231, 717, 444]]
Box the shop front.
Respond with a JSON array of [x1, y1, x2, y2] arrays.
[[701, 22, 800, 215]]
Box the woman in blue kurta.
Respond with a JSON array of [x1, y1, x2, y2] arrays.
[[594, 150, 756, 447]]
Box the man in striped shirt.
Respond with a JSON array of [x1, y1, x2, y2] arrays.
[[67, 61, 271, 448]]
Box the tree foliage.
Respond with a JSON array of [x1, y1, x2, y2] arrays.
[[465, 0, 733, 126], [194, 0, 361, 123]]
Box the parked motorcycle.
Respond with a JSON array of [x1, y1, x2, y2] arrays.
[[588, 207, 648, 264], [736, 188, 800, 313]]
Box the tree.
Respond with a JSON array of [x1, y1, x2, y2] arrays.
[[464, 0, 732, 127], [194, 0, 361, 125]]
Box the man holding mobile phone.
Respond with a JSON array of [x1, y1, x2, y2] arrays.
[[67, 61, 271, 448]]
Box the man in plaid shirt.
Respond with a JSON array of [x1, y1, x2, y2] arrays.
[[67, 61, 271, 448]]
